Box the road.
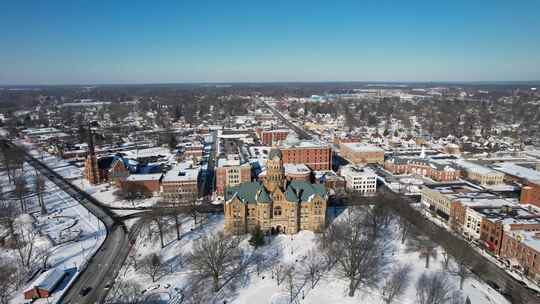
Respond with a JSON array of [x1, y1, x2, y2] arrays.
[[1, 140, 130, 304], [260, 100, 313, 140], [373, 186, 540, 304]]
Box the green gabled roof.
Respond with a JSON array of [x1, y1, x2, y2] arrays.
[[225, 181, 271, 204], [288, 180, 327, 202], [284, 186, 299, 202]]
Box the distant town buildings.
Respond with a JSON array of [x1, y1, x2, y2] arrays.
[[340, 165, 377, 196], [215, 155, 252, 198], [340, 142, 384, 165], [385, 157, 460, 182], [279, 136, 332, 171], [257, 128, 290, 146], [160, 163, 200, 204]]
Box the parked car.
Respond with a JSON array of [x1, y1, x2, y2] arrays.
[[80, 287, 92, 296]]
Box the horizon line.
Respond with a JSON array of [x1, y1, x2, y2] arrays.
[[1, 80, 540, 87]]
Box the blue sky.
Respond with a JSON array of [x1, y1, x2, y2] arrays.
[[1, 0, 540, 84]]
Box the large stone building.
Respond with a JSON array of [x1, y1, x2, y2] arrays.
[[340, 142, 384, 165], [224, 147, 327, 235]]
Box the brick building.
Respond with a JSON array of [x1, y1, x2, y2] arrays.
[[385, 157, 460, 182], [340, 142, 384, 165], [279, 137, 332, 171], [521, 181, 540, 208], [257, 129, 290, 146], [454, 160, 505, 186], [500, 230, 540, 282], [160, 163, 200, 204], [120, 173, 162, 196], [215, 156, 252, 198]]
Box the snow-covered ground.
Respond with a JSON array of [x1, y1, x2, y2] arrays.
[[2, 160, 106, 304], [112, 207, 510, 304]]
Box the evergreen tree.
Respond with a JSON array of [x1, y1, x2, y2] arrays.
[[249, 226, 265, 248], [465, 296, 471, 304]]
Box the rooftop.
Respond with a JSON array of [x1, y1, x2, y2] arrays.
[[493, 162, 540, 182], [125, 173, 163, 182], [162, 162, 199, 182], [341, 142, 384, 153]]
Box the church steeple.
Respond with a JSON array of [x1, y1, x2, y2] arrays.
[[84, 126, 101, 185]]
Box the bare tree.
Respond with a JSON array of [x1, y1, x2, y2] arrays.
[[398, 216, 412, 244], [416, 272, 457, 304], [381, 264, 412, 304], [0, 259, 17, 304], [13, 221, 39, 268], [301, 249, 325, 289], [449, 246, 473, 290], [13, 175, 30, 213], [153, 216, 165, 248], [272, 264, 285, 287], [186, 232, 243, 292], [441, 250, 451, 271], [406, 233, 437, 269], [107, 279, 143, 304], [139, 253, 168, 282], [34, 171, 47, 215], [172, 212, 183, 241], [319, 208, 391, 297], [0, 198, 18, 238], [283, 270, 301, 304]]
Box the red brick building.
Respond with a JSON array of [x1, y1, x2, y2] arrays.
[[384, 157, 460, 182], [120, 173, 162, 196], [279, 140, 332, 171], [340, 142, 384, 165], [521, 181, 540, 208], [258, 129, 290, 146], [500, 230, 540, 282]]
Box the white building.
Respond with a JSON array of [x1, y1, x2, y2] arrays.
[[340, 165, 377, 196]]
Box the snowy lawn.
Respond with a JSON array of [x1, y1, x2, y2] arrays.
[[108, 206, 510, 304]]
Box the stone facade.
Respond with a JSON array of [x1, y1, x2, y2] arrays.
[[224, 148, 327, 235]]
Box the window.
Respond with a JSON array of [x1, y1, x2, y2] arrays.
[[274, 206, 282, 216]]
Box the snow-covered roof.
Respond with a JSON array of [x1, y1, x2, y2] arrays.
[[453, 159, 504, 176], [125, 173, 162, 182], [341, 142, 384, 153], [162, 162, 199, 182], [493, 162, 540, 182]]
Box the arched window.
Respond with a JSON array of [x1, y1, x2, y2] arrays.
[[274, 206, 282, 216]]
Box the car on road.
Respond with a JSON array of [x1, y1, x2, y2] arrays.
[[80, 286, 92, 296], [486, 280, 500, 291]]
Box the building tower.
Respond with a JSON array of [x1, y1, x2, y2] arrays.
[[83, 127, 101, 185], [263, 146, 285, 192]]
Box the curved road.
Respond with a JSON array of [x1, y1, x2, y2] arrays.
[[1, 140, 131, 304]]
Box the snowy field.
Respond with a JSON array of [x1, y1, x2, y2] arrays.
[[1, 160, 106, 304], [109, 207, 510, 304]]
